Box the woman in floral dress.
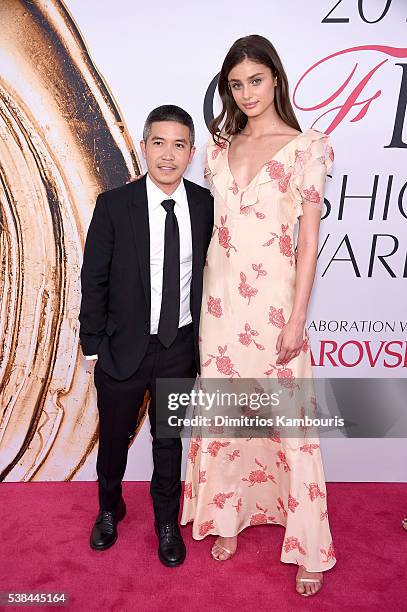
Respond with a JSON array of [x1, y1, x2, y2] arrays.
[[181, 35, 336, 596]]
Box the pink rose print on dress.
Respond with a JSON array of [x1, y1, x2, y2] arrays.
[[320, 509, 328, 521], [278, 224, 294, 262], [294, 148, 312, 168], [242, 458, 276, 487], [328, 146, 334, 163], [268, 305, 286, 329], [266, 160, 285, 179], [262, 224, 294, 266], [276, 450, 291, 472], [302, 184, 321, 204], [227, 449, 241, 461], [277, 496, 288, 518], [239, 204, 251, 216], [300, 443, 320, 455], [264, 363, 299, 396], [202, 345, 241, 378], [199, 470, 207, 484], [288, 493, 299, 513], [284, 536, 306, 556], [211, 140, 227, 160], [278, 172, 292, 193], [207, 296, 223, 318], [229, 179, 239, 195], [213, 215, 237, 257], [239, 203, 266, 220], [238, 272, 258, 304], [262, 231, 279, 248], [203, 440, 231, 458], [199, 520, 215, 536], [243, 470, 275, 487], [321, 542, 336, 564], [305, 482, 326, 502], [238, 327, 251, 346], [267, 429, 281, 443], [233, 498, 243, 513], [250, 503, 276, 525], [184, 483, 195, 500], [252, 262, 267, 279], [250, 514, 269, 525], [209, 492, 234, 509], [188, 436, 201, 465], [298, 406, 310, 434], [238, 323, 265, 351], [265, 160, 291, 192]]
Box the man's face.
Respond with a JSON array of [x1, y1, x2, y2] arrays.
[[140, 121, 195, 193]]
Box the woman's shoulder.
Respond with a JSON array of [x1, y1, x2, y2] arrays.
[[295, 128, 334, 169], [299, 127, 331, 146]]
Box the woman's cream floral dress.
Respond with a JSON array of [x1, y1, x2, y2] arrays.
[[181, 128, 336, 572]]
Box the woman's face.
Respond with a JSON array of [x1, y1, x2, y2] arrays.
[[227, 58, 276, 118]]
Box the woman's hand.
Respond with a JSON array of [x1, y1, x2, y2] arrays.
[[275, 317, 305, 365]]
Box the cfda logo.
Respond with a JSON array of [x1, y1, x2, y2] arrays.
[[293, 45, 407, 147]]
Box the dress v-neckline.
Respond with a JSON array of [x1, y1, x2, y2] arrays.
[[226, 129, 309, 192]]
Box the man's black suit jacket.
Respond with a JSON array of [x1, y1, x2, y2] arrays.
[[79, 174, 214, 381]]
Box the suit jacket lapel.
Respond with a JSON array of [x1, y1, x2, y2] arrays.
[[128, 174, 151, 309]]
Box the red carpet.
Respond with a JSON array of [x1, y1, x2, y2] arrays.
[[1, 482, 406, 611]]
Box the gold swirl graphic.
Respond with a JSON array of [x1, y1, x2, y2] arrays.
[[0, 0, 146, 482]]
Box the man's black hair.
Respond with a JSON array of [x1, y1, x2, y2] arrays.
[[143, 104, 195, 145]]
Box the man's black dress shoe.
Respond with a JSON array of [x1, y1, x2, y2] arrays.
[[155, 522, 186, 567], [90, 498, 126, 551]]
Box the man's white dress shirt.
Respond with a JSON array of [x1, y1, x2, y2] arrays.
[[85, 174, 193, 360]]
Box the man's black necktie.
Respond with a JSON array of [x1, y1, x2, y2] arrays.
[[157, 199, 180, 348]]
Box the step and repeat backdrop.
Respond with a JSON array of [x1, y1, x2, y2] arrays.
[[0, 0, 406, 482]]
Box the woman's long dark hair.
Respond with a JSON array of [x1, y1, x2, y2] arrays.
[[211, 35, 301, 145]]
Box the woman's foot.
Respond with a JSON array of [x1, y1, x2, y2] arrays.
[[295, 566, 323, 596], [211, 536, 238, 561], [402, 517, 407, 531]]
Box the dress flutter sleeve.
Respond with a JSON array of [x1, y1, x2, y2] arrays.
[[204, 134, 228, 197], [204, 135, 216, 196], [291, 133, 334, 220], [204, 162, 215, 196]]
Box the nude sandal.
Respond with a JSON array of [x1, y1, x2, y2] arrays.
[[296, 577, 323, 596], [296, 566, 323, 597], [211, 538, 236, 561]]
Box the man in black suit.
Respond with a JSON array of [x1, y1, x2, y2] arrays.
[[79, 105, 213, 566]]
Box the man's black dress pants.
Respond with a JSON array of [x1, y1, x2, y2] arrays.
[[94, 323, 196, 523]]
